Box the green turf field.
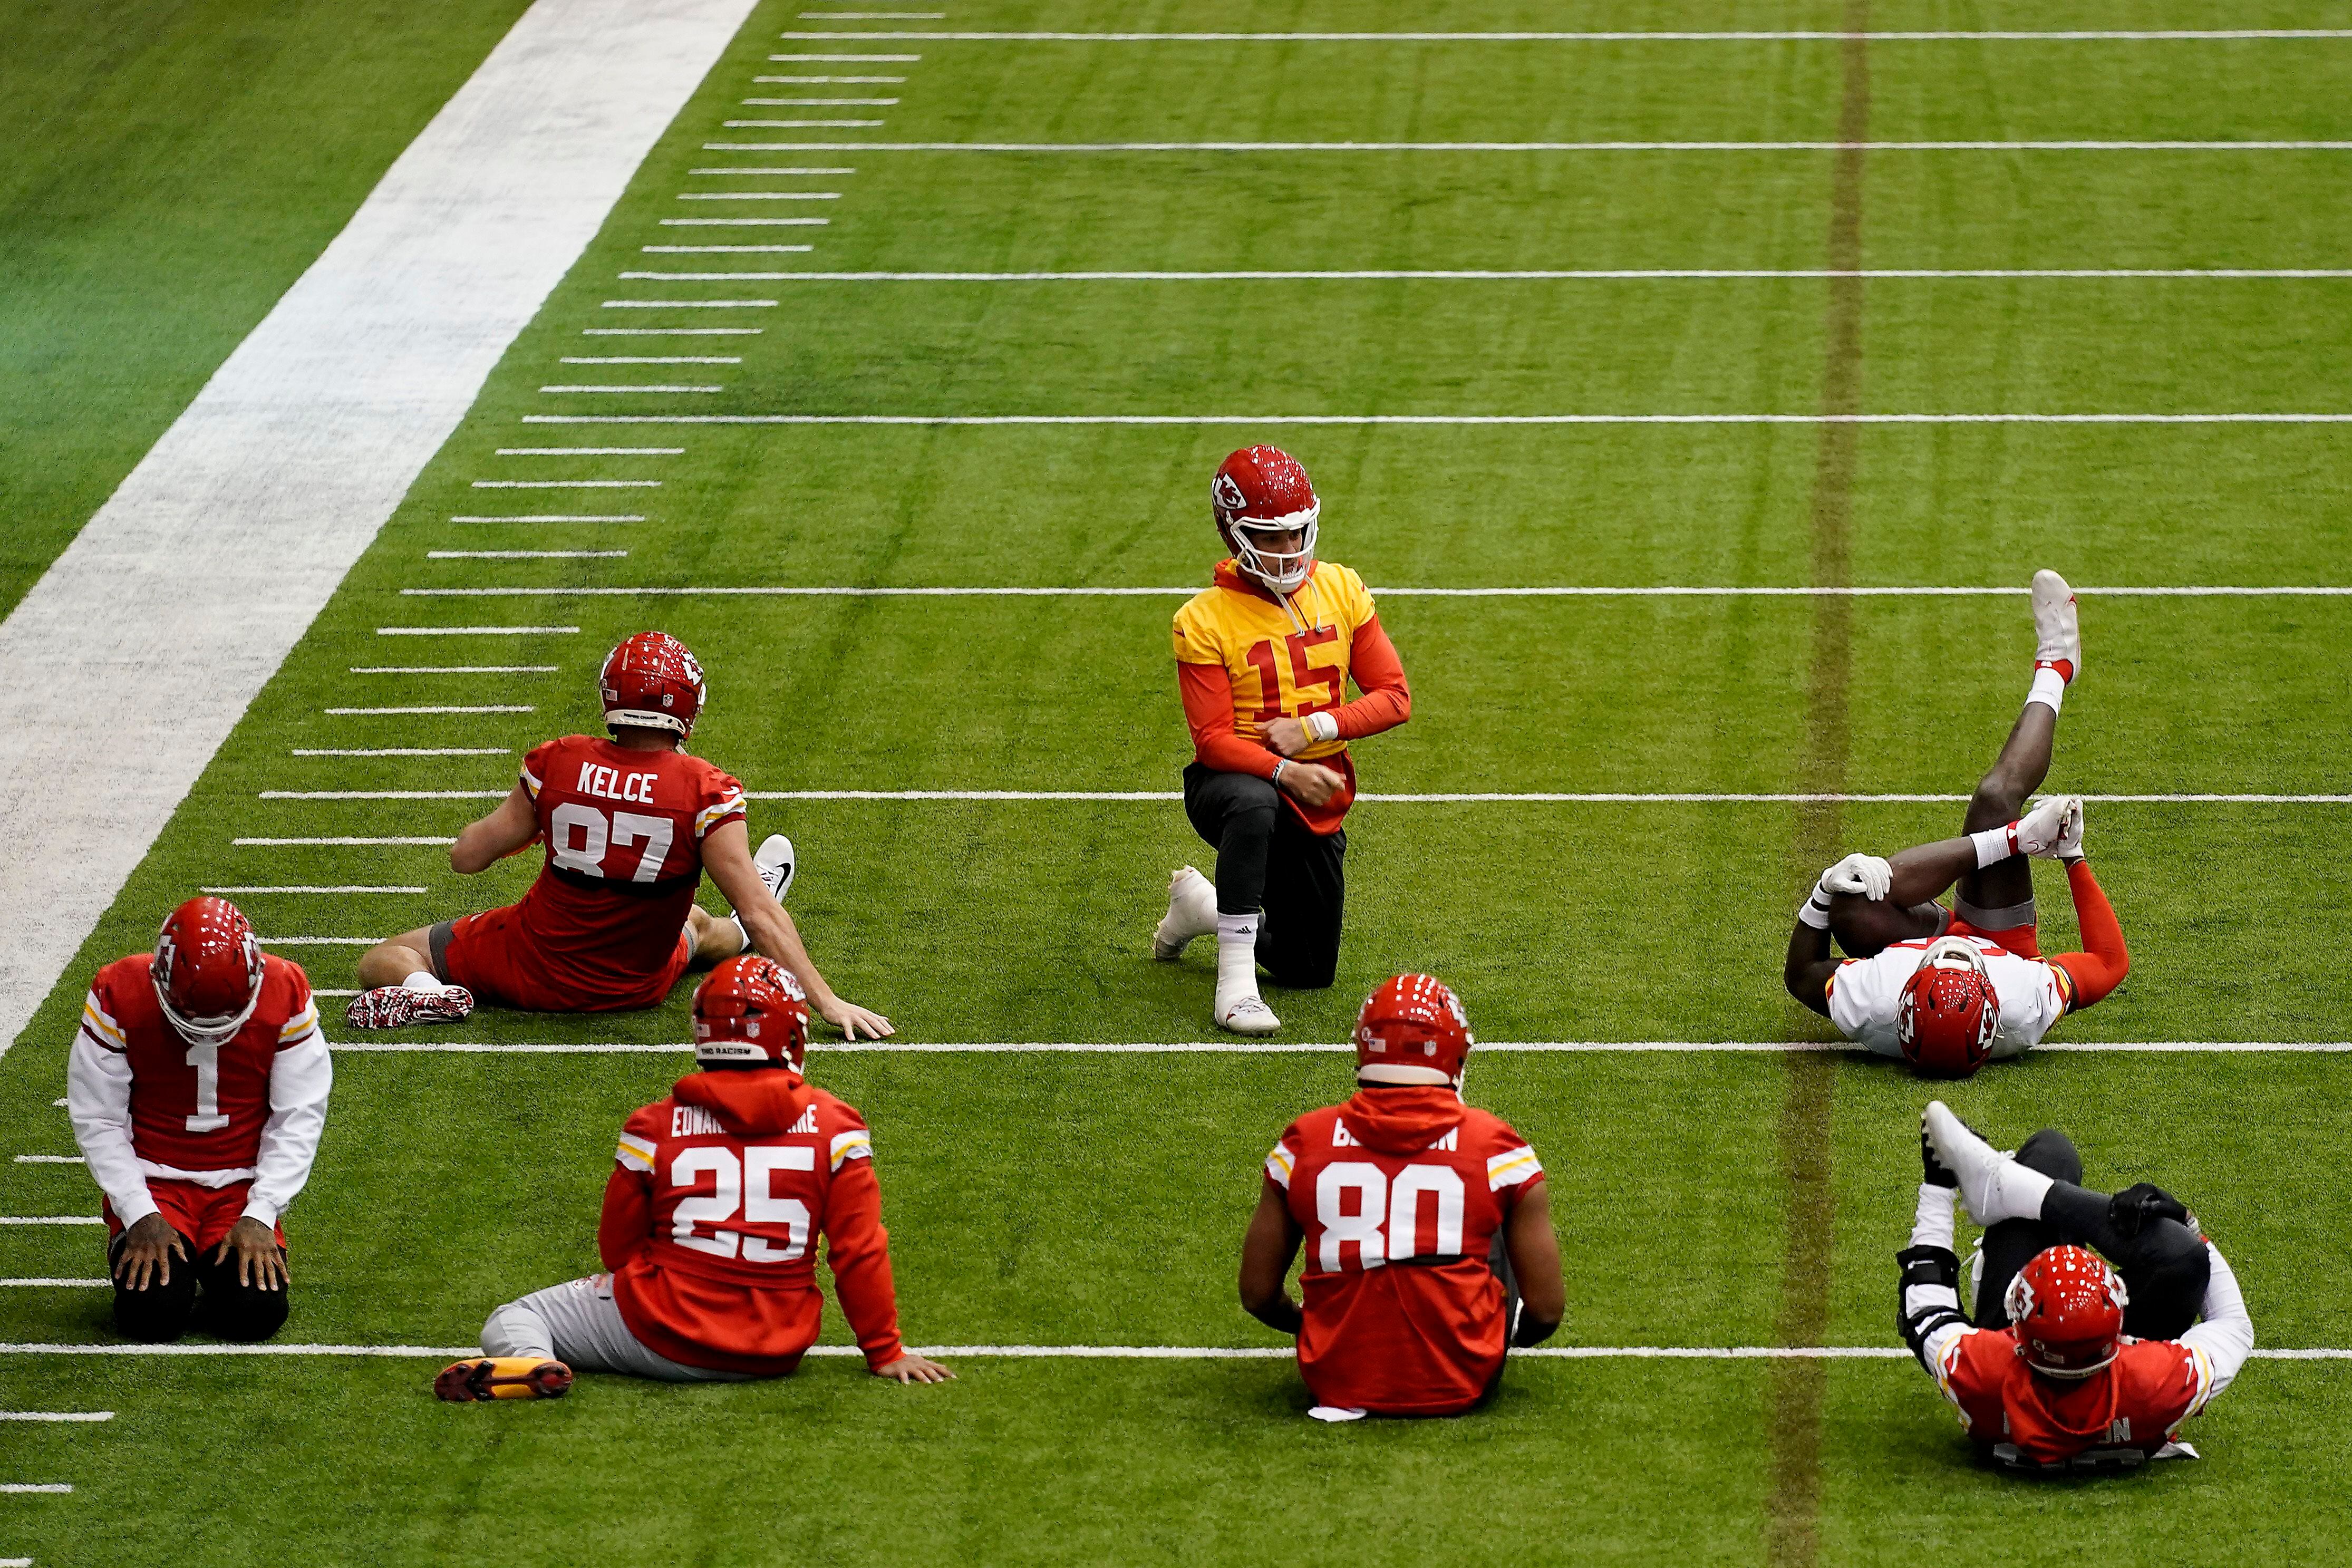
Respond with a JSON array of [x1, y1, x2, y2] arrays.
[[6, 3, 2352, 1564]]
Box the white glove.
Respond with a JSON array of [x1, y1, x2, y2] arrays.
[[1819, 853, 1893, 902], [2053, 796, 2085, 862], [2016, 795, 2078, 859]]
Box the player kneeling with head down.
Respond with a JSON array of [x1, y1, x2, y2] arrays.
[[1785, 571, 2129, 1075], [70, 898, 332, 1343], [1238, 975, 1562, 1420], [1899, 1102, 2253, 1470], [437, 956, 948, 1400]]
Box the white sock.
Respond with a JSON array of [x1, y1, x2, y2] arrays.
[[2026, 665, 2067, 715], [1215, 912, 1261, 1012], [403, 970, 448, 995], [1985, 1159, 2056, 1227]]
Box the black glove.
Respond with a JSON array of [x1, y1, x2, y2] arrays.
[[1921, 1125, 1958, 1189], [2108, 1183, 2192, 1239]]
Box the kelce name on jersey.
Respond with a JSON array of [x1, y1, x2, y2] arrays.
[[576, 762, 660, 805]]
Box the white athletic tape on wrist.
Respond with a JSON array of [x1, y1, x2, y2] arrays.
[[1970, 824, 2018, 869], [1305, 711, 1340, 744]]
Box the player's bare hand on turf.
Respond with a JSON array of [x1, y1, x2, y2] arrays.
[[1262, 717, 1312, 757], [113, 1213, 189, 1290], [821, 996, 896, 1040], [1278, 761, 1344, 808], [873, 1352, 954, 1383], [213, 1217, 288, 1291]]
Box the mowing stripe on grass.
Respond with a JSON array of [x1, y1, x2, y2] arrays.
[[527, 412, 2352, 425], [0, 0, 758, 1058], [778, 29, 2352, 42], [616, 268, 2352, 282], [394, 584, 2352, 597], [714, 139, 2352, 151]]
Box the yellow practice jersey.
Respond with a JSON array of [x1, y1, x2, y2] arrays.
[[1170, 560, 1377, 763]]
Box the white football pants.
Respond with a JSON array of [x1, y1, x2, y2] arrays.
[[481, 1274, 748, 1382]]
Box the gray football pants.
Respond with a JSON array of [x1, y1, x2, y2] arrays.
[[481, 1274, 749, 1382]]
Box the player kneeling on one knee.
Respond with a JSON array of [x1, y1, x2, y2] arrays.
[[1238, 975, 1562, 1419], [438, 955, 948, 1400], [1900, 1102, 2253, 1470], [71, 898, 331, 1343]]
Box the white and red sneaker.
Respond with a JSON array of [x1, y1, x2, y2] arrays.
[[344, 985, 475, 1030], [2031, 568, 2080, 683]]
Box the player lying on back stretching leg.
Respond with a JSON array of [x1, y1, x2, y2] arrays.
[[347, 632, 889, 1039], [1152, 447, 1411, 1034], [70, 898, 332, 1343], [1240, 975, 1562, 1419], [436, 956, 948, 1400], [1784, 571, 2129, 1073], [1900, 1102, 2253, 1470]]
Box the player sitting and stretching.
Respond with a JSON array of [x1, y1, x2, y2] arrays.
[[1239, 975, 1562, 1420], [1152, 446, 1411, 1034], [436, 955, 948, 1399], [1783, 571, 2129, 1075], [1900, 1102, 2253, 1470], [69, 898, 332, 1343], [347, 632, 889, 1040]]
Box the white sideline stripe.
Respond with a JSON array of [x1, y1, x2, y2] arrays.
[[375, 626, 578, 635], [291, 749, 513, 757], [0, 1412, 110, 1420], [778, 29, 2352, 42], [725, 139, 2352, 152], [10, 1158, 83, 1165], [528, 412, 2352, 427], [0, 1218, 101, 1226], [347, 666, 560, 672], [321, 706, 534, 715], [0, 0, 758, 1059], [450, 515, 644, 522], [396, 583, 2352, 598], [203, 886, 428, 894], [497, 446, 684, 453], [622, 268, 2352, 282], [326, 1039, 2351, 1056], [235, 837, 454, 846], [469, 478, 662, 487], [427, 551, 628, 559]]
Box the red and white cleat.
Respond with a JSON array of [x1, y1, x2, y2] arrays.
[[434, 1357, 572, 1402], [2031, 568, 2080, 683], [344, 985, 475, 1030]]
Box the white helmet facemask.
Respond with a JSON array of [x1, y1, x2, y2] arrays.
[[1228, 507, 1319, 595]]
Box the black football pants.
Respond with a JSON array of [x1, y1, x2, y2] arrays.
[[1182, 764, 1346, 990], [108, 1228, 289, 1343], [1970, 1128, 2210, 1341]]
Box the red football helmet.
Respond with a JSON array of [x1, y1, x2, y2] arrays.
[[1212, 445, 1320, 594], [1898, 937, 2001, 1077], [2005, 1244, 2128, 1378], [692, 955, 809, 1069], [600, 631, 706, 740], [151, 896, 265, 1047], [1354, 973, 1474, 1088]]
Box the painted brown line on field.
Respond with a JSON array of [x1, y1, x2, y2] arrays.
[[1767, 11, 1869, 1568]]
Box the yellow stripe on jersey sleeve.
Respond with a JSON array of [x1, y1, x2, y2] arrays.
[[79, 993, 127, 1050], [1485, 1145, 1542, 1190], [615, 1133, 657, 1173], [1264, 1144, 1296, 1188], [520, 764, 543, 800], [695, 793, 747, 837], [278, 1001, 320, 1042], [829, 1129, 872, 1170]]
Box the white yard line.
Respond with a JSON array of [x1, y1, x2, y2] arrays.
[[753, 79, 901, 84], [643, 245, 815, 252], [718, 139, 2352, 152], [583, 325, 766, 331], [450, 515, 644, 522], [0, 1412, 111, 1420], [723, 119, 886, 128], [0, 0, 759, 1056], [202, 886, 428, 894], [657, 217, 830, 225], [538, 384, 725, 393], [235, 787, 2352, 805], [0, 1218, 101, 1227], [560, 356, 740, 363], [689, 163, 858, 171], [669, 267, 2352, 281], [10, 1157, 82, 1165], [676, 191, 843, 199], [599, 298, 777, 307], [259, 938, 379, 947], [399, 583, 2352, 597], [781, 28, 2352, 42], [375, 626, 579, 635], [263, 790, 504, 799], [742, 97, 898, 105], [320, 706, 533, 715], [469, 478, 663, 486], [528, 411, 2352, 425], [0, 1485, 73, 1494], [0, 1282, 107, 1289], [427, 550, 628, 559], [347, 666, 558, 673], [291, 749, 512, 757], [235, 837, 456, 847], [328, 1038, 2352, 1055], [496, 446, 685, 453]]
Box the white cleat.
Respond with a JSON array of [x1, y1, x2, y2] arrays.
[[2031, 568, 2080, 681], [1153, 866, 1218, 959], [1922, 1101, 2053, 1227], [1216, 993, 1282, 1037], [753, 834, 796, 904]]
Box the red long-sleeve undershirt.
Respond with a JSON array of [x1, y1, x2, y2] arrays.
[[1177, 615, 1412, 778], [2050, 859, 2130, 1010]]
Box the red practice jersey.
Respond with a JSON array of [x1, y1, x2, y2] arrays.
[[1932, 1325, 2222, 1466], [600, 1068, 903, 1376], [79, 954, 320, 1175], [512, 735, 746, 1001], [1265, 1087, 1544, 1415]]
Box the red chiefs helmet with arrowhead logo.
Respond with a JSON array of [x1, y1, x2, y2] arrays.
[[151, 896, 265, 1047], [2005, 1244, 2128, 1378], [1212, 445, 1321, 594], [692, 955, 810, 1069], [1898, 937, 2001, 1077], [600, 631, 706, 740], [1354, 973, 1474, 1088]]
